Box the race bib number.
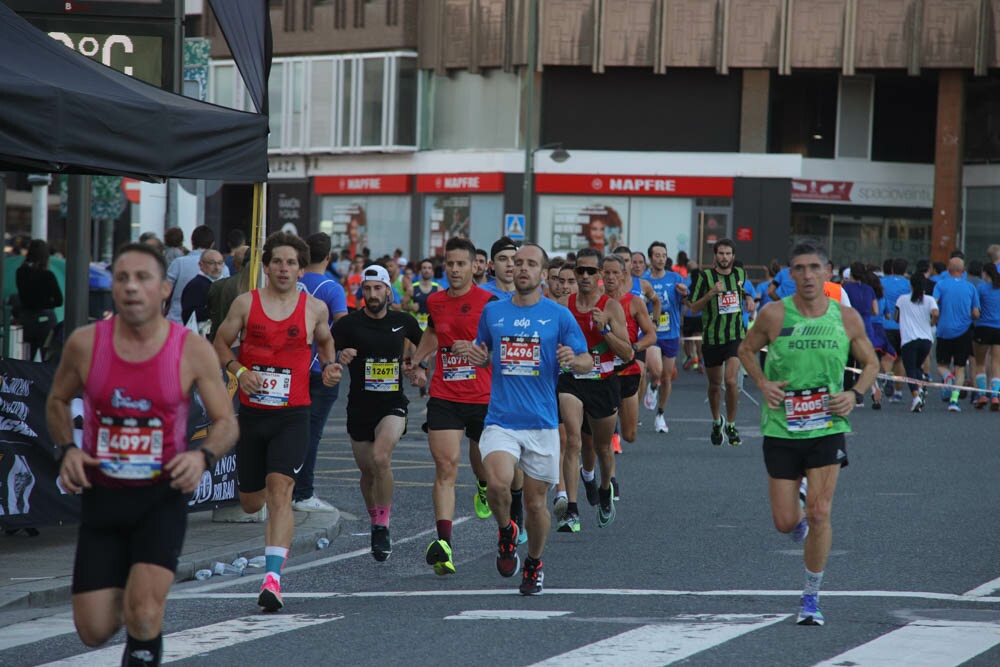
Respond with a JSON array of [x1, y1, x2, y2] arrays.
[[499, 335, 540, 376], [573, 353, 602, 380], [365, 358, 400, 391], [440, 346, 476, 381], [417, 313, 429, 331], [96, 415, 164, 480], [657, 312, 671, 333], [718, 291, 740, 315], [249, 365, 292, 406], [784, 387, 833, 432]]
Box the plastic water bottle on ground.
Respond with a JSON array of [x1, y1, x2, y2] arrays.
[[316, 537, 330, 550], [247, 555, 266, 568], [194, 569, 213, 581], [213, 561, 245, 576], [232, 556, 249, 569]]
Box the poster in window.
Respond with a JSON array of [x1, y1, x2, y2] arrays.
[[550, 203, 623, 255], [429, 195, 471, 258], [326, 202, 369, 260]]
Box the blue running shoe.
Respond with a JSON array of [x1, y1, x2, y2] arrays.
[[789, 517, 809, 543], [797, 594, 824, 626]]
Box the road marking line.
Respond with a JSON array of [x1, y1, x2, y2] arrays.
[[183, 517, 472, 593], [529, 614, 790, 666], [965, 576, 1000, 597], [37, 613, 343, 666], [446, 610, 574, 620], [169, 588, 1000, 603], [811, 620, 1000, 667], [0, 612, 75, 651]]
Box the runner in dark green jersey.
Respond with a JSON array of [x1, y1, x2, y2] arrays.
[[738, 240, 877, 627], [686, 239, 756, 446]]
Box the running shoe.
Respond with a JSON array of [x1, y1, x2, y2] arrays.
[[425, 538, 455, 576], [643, 385, 658, 410], [474, 483, 492, 519], [653, 413, 669, 434], [888, 392, 903, 404], [695, 362, 704, 374], [797, 594, 825, 626], [710, 418, 725, 446], [789, 517, 809, 543], [371, 525, 392, 562], [992, 396, 1000, 411], [975, 394, 989, 410], [940, 373, 955, 402], [683, 356, 695, 371], [910, 394, 924, 413], [947, 401, 962, 413], [519, 559, 544, 595], [291, 496, 337, 512], [257, 573, 283, 612], [551, 495, 568, 522], [724, 422, 742, 447], [496, 523, 521, 577], [612, 433, 622, 454], [556, 512, 580, 533], [798, 477, 808, 507], [516, 524, 528, 545], [611, 476, 620, 501], [871, 385, 882, 410], [580, 468, 599, 506], [596, 487, 616, 528]]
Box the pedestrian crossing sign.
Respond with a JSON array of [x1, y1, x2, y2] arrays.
[[505, 214, 526, 241]]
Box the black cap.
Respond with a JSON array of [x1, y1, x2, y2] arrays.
[[490, 236, 519, 260]]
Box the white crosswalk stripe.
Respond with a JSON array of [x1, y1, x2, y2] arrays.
[[812, 620, 1000, 667], [530, 614, 790, 666], [35, 613, 343, 666]]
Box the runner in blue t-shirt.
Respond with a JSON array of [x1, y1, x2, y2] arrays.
[[624, 249, 662, 417], [973, 263, 1000, 409], [767, 266, 797, 300], [642, 241, 688, 435], [932, 258, 981, 411], [294, 233, 349, 512], [454, 243, 589, 596]]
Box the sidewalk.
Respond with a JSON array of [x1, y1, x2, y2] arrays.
[[0, 505, 341, 613]]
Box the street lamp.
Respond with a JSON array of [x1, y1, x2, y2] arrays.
[[522, 142, 571, 235]]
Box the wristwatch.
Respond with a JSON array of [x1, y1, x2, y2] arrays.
[[418, 360, 429, 370], [851, 388, 865, 402], [199, 447, 217, 470], [631, 342, 640, 354], [55, 442, 77, 465]]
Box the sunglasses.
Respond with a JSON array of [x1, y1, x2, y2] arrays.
[[574, 266, 600, 276]]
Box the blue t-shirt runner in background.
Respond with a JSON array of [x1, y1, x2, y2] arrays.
[[298, 272, 348, 372], [933, 276, 980, 339], [476, 298, 587, 430], [644, 269, 684, 341], [771, 267, 796, 298], [975, 281, 1000, 328], [880, 274, 910, 332]]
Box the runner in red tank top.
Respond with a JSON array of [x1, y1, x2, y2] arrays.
[[48, 243, 238, 667], [554, 248, 633, 533], [214, 232, 341, 612], [410, 237, 497, 575], [603, 255, 657, 445]]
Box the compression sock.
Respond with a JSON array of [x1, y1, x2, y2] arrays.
[[950, 388, 961, 402], [478, 479, 488, 490], [804, 568, 824, 596], [264, 546, 288, 582], [976, 373, 988, 391], [367, 506, 378, 525], [566, 501, 578, 516], [123, 633, 162, 666], [436, 519, 452, 544], [375, 504, 392, 527], [510, 488, 524, 525], [581, 468, 595, 483], [992, 378, 1000, 394], [657, 408, 664, 416]]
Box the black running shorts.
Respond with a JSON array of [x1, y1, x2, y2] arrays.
[[701, 340, 742, 368], [762, 433, 848, 480], [347, 400, 408, 443], [935, 328, 973, 366], [236, 405, 310, 492], [973, 325, 1000, 346], [426, 397, 488, 441], [618, 373, 641, 399], [682, 316, 703, 337], [72, 483, 188, 594], [557, 374, 620, 420]]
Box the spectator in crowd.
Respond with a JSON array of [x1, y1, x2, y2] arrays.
[[162, 226, 188, 269], [208, 246, 251, 342], [166, 225, 229, 324], [181, 249, 225, 332], [15, 239, 63, 361], [224, 229, 246, 274], [139, 232, 164, 255]]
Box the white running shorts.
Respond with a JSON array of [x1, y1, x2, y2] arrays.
[[478, 425, 560, 485]]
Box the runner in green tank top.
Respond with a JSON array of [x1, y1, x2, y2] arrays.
[[738, 240, 878, 628]]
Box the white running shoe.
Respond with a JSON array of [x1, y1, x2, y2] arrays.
[[292, 496, 337, 512], [643, 385, 659, 411], [653, 413, 669, 434]]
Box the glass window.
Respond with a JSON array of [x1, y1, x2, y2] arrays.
[[212, 64, 234, 109], [341, 60, 354, 146], [422, 194, 502, 259], [768, 72, 838, 158], [268, 62, 284, 150], [361, 57, 385, 146], [288, 61, 305, 149], [319, 195, 411, 259], [309, 59, 334, 148], [537, 196, 632, 256], [395, 57, 418, 146], [965, 187, 1000, 259], [837, 76, 872, 159], [871, 74, 936, 163]]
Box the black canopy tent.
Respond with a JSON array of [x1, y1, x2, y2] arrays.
[[0, 0, 271, 339]]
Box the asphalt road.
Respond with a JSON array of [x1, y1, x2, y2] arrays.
[[3, 368, 998, 666]]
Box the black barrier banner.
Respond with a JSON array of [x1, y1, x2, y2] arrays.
[[0, 359, 241, 530]]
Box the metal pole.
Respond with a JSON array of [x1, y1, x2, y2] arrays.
[[66, 175, 92, 337], [521, 0, 538, 231]]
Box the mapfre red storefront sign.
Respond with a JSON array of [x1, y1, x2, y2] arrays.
[[416, 172, 505, 193], [535, 174, 734, 197], [314, 174, 412, 195]]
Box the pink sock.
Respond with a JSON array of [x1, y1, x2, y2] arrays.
[[375, 504, 391, 527], [367, 506, 378, 525]]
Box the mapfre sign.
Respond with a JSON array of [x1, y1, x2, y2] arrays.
[[535, 174, 734, 197]]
